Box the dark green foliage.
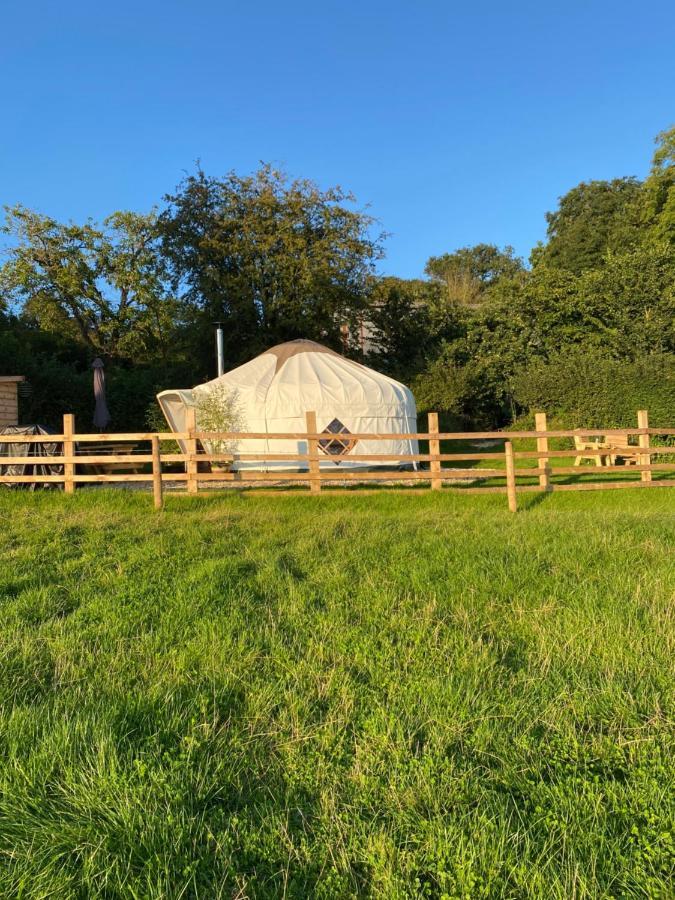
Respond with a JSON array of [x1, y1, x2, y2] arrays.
[[425, 243, 525, 306], [0, 313, 192, 431], [641, 125, 675, 245], [414, 241, 675, 425], [0, 314, 90, 427], [159, 165, 383, 371], [412, 126, 675, 423], [511, 351, 675, 428], [1, 165, 382, 429], [103, 363, 194, 432], [0, 207, 179, 362], [365, 277, 461, 383], [577, 245, 675, 357], [414, 345, 514, 428], [496, 245, 675, 361], [531, 178, 643, 273]]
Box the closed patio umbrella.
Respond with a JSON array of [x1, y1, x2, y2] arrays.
[[92, 358, 111, 430]]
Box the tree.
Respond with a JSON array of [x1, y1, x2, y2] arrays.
[[641, 125, 675, 245], [0, 206, 179, 362], [159, 165, 384, 370], [414, 238, 675, 427], [364, 277, 462, 381], [192, 384, 244, 458], [531, 178, 643, 273], [415, 349, 526, 427], [578, 244, 675, 357], [424, 244, 525, 306]]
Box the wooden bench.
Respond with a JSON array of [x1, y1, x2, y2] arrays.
[[76, 442, 144, 474]]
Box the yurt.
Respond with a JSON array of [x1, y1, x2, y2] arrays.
[[157, 339, 418, 471]]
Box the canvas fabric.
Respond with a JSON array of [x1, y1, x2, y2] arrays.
[[157, 340, 418, 471]]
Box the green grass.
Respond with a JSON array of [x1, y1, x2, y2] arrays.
[[0, 488, 673, 898]]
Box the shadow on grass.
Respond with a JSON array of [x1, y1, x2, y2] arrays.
[[518, 490, 551, 510]]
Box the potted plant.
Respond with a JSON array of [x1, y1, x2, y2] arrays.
[[192, 385, 243, 472]]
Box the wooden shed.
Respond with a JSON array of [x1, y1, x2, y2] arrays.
[[0, 376, 24, 427]]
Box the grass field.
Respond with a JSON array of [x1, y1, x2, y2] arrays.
[[0, 488, 673, 898]]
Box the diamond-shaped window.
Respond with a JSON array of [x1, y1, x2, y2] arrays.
[[318, 418, 357, 464]]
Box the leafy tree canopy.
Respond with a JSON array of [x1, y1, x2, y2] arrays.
[[0, 206, 179, 362], [159, 164, 383, 369], [531, 177, 643, 273], [641, 124, 675, 245], [424, 244, 525, 306], [365, 277, 463, 381]]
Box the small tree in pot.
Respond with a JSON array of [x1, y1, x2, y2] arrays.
[[192, 386, 243, 471]]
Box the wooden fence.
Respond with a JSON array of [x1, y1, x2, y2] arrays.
[[1, 409, 674, 511]]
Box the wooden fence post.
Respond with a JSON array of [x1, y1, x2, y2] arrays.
[[305, 411, 321, 494], [637, 409, 651, 483], [535, 411, 551, 492], [151, 435, 163, 509], [185, 406, 198, 494], [504, 440, 517, 512], [63, 413, 75, 494], [428, 412, 441, 490]]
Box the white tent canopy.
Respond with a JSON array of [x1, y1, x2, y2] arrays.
[[157, 339, 418, 471]]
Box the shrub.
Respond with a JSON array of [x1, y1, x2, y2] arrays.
[[511, 351, 675, 428], [192, 385, 244, 457], [145, 402, 180, 454], [414, 355, 513, 428]]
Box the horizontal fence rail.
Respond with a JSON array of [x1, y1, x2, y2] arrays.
[[1, 409, 673, 511]]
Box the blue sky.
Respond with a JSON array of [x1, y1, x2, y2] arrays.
[[2, 1, 674, 277]]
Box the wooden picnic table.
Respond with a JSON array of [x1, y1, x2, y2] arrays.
[[574, 434, 640, 467], [76, 442, 145, 474]]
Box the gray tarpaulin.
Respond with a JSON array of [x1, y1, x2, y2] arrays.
[[0, 425, 63, 490]]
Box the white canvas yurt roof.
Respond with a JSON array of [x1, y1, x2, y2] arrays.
[[157, 339, 418, 470]]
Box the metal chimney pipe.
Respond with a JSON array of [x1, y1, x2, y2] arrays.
[[215, 323, 225, 377]]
